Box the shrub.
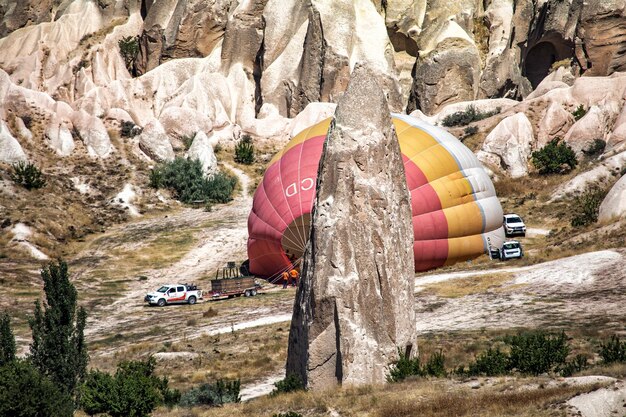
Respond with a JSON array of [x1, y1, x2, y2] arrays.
[[0, 360, 74, 417], [505, 331, 569, 376], [598, 335, 626, 364], [270, 374, 305, 396], [441, 105, 500, 127], [559, 354, 588, 377], [531, 139, 577, 174], [29, 260, 88, 397], [572, 104, 587, 121], [582, 139, 606, 158], [179, 379, 240, 407], [423, 350, 447, 377], [387, 348, 423, 382], [234, 135, 255, 165], [79, 370, 116, 416], [0, 313, 16, 366], [120, 120, 140, 138], [10, 161, 46, 190], [80, 357, 179, 417], [467, 347, 509, 376], [182, 134, 195, 150], [149, 158, 237, 204], [463, 126, 478, 137], [571, 186, 606, 227], [273, 413, 303, 417], [118, 36, 139, 75]]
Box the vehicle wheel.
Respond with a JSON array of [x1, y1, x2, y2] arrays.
[[251, 289, 257, 296], [244, 290, 251, 297], [188, 296, 197, 305], [157, 298, 166, 307]]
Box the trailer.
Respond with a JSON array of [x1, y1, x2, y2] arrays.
[[209, 262, 260, 299]]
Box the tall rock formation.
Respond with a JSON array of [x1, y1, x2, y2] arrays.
[[286, 65, 417, 390]]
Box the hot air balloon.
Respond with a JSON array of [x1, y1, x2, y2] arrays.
[[247, 114, 504, 279]]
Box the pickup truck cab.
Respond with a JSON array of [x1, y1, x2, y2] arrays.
[[500, 240, 524, 260], [503, 214, 526, 237], [145, 284, 202, 307]]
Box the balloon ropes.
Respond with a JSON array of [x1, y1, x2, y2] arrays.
[[247, 114, 505, 280]]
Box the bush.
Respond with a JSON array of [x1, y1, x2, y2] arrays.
[[270, 374, 304, 396], [463, 126, 478, 137], [387, 348, 422, 382], [559, 354, 588, 377], [149, 158, 237, 204], [80, 357, 179, 417], [0, 360, 74, 417], [582, 139, 606, 157], [505, 331, 569, 376], [120, 120, 140, 138], [572, 104, 587, 121], [599, 335, 626, 364], [441, 105, 500, 127], [10, 161, 46, 190], [467, 347, 509, 376], [179, 379, 240, 407], [118, 36, 139, 75], [423, 350, 447, 377], [234, 135, 255, 165], [182, 134, 195, 150], [531, 139, 577, 174], [571, 186, 606, 227]]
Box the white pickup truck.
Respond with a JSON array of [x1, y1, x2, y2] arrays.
[[144, 284, 203, 307]]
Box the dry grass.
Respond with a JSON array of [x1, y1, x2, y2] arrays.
[[90, 321, 289, 392], [421, 273, 513, 298], [152, 377, 609, 417]]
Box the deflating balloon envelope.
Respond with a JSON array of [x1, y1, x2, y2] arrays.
[[247, 114, 504, 279]]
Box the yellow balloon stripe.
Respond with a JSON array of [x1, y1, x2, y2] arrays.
[[269, 118, 332, 166]]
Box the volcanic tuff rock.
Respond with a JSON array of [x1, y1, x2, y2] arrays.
[[185, 131, 217, 176], [0, 121, 27, 164], [478, 113, 534, 178], [286, 65, 417, 390], [599, 175, 626, 222]]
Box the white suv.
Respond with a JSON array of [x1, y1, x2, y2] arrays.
[[503, 214, 526, 237], [500, 240, 524, 260]]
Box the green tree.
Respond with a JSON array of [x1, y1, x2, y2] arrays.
[[80, 370, 117, 416], [0, 313, 16, 366], [110, 357, 175, 417], [29, 260, 88, 398], [0, 360, 74, 417], [531, 139, 578, 174], [118, 36, 139, 75]]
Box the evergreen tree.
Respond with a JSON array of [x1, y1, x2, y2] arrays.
[[0, 313, 16, 366], [29, 260, 88, 398]]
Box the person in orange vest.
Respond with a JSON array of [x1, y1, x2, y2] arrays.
[[289, 268, 299, 287], [281, 271, 289, 289]]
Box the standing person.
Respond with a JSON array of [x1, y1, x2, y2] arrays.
[[282, 270, 289, 289], [289, 268, 299, 287]]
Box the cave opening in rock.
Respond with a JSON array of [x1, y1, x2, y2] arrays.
[[523, 36, 574, 89]]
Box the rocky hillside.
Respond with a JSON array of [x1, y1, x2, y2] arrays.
[[0, 0, 625, 263]]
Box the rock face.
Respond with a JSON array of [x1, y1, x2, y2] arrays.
[[186, 131, 217, 176], [598, 175, 626, 222], [478, 113, 534, 178], [286, 65, 417, 390], [138, 120, 175, 162], [0, 121, 27, 163]]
